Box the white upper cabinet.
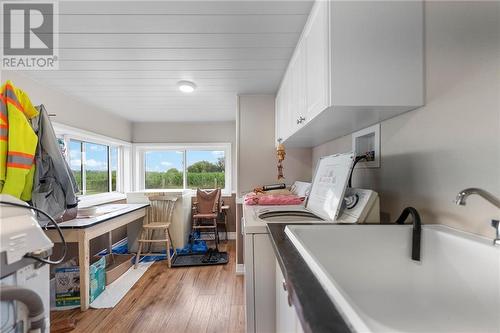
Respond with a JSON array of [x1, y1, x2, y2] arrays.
[[290, 39, 307, 133], [281, 73, 292, 140], [304, 0, 329, 122], [275, 0, 424, 147], [275, 88, 283, 144]]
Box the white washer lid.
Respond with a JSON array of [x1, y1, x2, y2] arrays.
[[305, 152, 354, 222]]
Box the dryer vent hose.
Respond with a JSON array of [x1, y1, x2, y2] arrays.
[[0, 285, 46, 331]]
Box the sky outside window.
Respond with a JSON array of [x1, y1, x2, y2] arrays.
[[145, 151, 184, 172]]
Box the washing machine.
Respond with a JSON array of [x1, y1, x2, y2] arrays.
[[0, 195, 54, 333], [243, 152, 380, 333]]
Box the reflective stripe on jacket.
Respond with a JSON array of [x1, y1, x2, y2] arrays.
[[0, 80, 39, 201]]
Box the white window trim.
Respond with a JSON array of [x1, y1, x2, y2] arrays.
[[77, 192, 127, 208], [52, 122, 131, 148], [133, 142, 232, 196], [52, 122, 131, 206]]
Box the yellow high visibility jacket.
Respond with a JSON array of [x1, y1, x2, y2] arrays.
[[0, 80, 39, 201]]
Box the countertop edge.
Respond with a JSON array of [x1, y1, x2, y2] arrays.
[[48, 204, 150, 229], [267, 223, 352, 333]]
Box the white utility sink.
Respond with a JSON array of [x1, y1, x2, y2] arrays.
[[285, 224, 500, 333]]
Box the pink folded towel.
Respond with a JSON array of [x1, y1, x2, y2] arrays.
[[244, 194, 304, 206]]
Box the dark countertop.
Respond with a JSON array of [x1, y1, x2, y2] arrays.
[[267, 223, 352, 333]]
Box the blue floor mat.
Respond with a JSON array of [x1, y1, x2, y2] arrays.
[[132, 249, 175, 264], [177, 239, 208, 255], [100, 236, 209, 264], [97, 239, 129, 256]]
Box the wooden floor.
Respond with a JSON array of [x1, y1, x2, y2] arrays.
[[51, 241, 245, 333]]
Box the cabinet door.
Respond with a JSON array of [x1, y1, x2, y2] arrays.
[[253, 234, 277, 333], [290, 41, 307, 132], [278, 76, 290, 140], [244, 234, 256, 333], [305, 0, 329, 121], [276, 261, 296, 333], [275, 89, 283, 146], [275, 80, 289, 144], [289, 57, 300, 133], [288, 57, 299, 134], [276, 261, 304, 333], [296, 41, 307, 128]]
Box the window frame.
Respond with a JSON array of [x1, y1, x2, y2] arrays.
[[134, 143, 232, 195], [53, 122, 131, 206]]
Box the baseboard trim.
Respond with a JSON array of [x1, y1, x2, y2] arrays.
[[236, 264, 245, 275]]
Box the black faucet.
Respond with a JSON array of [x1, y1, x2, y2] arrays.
[[395, 207, 422, 261]]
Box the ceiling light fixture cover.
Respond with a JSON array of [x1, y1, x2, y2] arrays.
[[177, 80, 196, 93]]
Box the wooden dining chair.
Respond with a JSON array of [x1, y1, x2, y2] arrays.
[[192, 188, 221, 250], [135, 196, 177, 268]]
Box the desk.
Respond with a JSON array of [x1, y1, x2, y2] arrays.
[[44, 203, 149, 311]]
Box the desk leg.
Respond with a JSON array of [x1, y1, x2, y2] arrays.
[[108, 231, 113, 255], [78, 231, 90, 311]]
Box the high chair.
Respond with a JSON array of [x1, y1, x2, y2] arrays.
[[135, 196, 177, 268], [192, 188, 221, 250]]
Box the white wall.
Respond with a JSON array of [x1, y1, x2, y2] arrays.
[[133, 121, 237, 192], [312, 1, 500, 238], [0, 71, 132, 141], [237, 95, 312, 195], [236, 94, 312, 264]]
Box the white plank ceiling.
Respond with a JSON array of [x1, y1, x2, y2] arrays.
[[21, 1, 313, 122]]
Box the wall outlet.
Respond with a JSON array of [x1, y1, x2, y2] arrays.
[[352, 124, 380, 168], [365, 150, 375, 162]]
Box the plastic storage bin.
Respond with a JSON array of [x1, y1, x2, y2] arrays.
[[55, 256, 106, 306]]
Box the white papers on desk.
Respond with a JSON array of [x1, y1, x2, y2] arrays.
[[77, 204, 126, 218]]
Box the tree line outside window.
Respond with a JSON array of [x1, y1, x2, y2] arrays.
[[144, 150, 226, 190], [68, 140, 118, 195]]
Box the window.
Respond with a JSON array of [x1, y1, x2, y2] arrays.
[[144, 151, 183, 189], [84, 142, 109, 195], [110, 146, 118, 192], [187, 150, 225, 190], [69, 140, 83, 195], [136, 144, 231, 194], [68, 139, 120, 196], [53, 122, 131, 206]]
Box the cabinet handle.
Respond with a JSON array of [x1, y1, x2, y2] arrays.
[[282, 280, 287, 291], [298, 116, 306, 124], [296, 118, 301, 125], [287, 293, 293, 307]]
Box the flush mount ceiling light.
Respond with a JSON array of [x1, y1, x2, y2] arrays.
[[177, 80, 196, 93]]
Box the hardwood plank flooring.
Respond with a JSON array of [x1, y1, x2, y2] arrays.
[[51, 241, 245, 333]]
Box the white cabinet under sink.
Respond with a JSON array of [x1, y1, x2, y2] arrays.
[[276, 261, 304, 333], [275, 0, 424, 147]]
